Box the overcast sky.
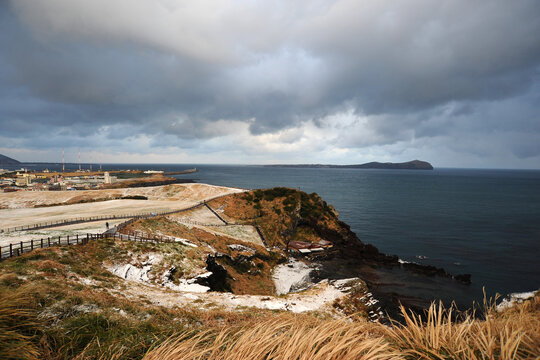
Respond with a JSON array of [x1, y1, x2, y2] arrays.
[[1, 1, 539, 168]]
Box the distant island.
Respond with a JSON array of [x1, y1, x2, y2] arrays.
[[266, 160, 434, 170], [0, 153, 21, 166]]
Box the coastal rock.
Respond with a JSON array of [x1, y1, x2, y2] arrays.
[[203, 255, 232, 292], [454, 273, 472, 284]]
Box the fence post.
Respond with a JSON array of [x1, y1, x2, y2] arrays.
[[48, 237, 50, 247], [41, 238, 43, 248], [67, 235, 70, 245], [31, 240, 33, 251], [9, 243, 12, 257], [20, 241, 23, 255]]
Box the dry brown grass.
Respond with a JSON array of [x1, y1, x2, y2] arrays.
[[0, 293, 41, 360], [143, 315, 395, 360], [210, 189, 352, 249], [385, 299, 540, 359], [143, 297, 540, 360]]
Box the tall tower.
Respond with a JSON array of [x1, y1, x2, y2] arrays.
[[78, 148, 81, 171], [100, 154, 102, 172], [90, 152, 93, 172], [62, 147, 65, 173]]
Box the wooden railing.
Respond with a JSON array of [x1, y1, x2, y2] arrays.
[[111, 231, 178, 243], [0, 192, 247, 261], [0, 233, 103, 260], [0, 231, 185, 262]]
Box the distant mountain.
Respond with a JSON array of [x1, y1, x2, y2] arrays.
[[266, 160, 434, 170], [0, 153, 21, 165]]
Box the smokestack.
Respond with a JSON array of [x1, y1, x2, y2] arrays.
[[62, 147, 65, 173]]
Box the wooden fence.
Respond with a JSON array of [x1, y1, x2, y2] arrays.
[[111, 231, 178, 244], [0, 231, 184, 262], [0, 202, 206, 234], [0, 192, 247, 261], [0, 233, 104, 261]]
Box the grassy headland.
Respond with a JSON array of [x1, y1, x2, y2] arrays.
[[0, 186, 538, 359]]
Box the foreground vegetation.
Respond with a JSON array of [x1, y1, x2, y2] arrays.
[[1, 281, 538, 359], [145, 298, 540, 360], [0, 240, 538, 359]]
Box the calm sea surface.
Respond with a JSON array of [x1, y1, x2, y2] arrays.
[[12, 163, 540, 306]]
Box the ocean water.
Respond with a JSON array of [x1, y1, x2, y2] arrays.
[[8, 163, 540, 306], [181, 165, 540, 307]]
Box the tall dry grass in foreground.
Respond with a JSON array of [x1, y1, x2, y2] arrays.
[[144, 298, 540, 360], [143, 316, 395, 360], [0, 293, 41, 360]]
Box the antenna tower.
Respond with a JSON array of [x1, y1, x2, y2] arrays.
[[78, 148, 81, 171], [90, 152, 93, 172], [100, 154, 102, 172], [62, 147, 65, 173]]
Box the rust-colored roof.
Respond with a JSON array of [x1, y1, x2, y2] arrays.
[[288, 241, 328, 250], [288, 241, 312, 249]]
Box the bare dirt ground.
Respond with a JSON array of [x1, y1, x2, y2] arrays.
[[0, 183, 243, 209], [167, 207, 264, 246], [169, 206, 226, 225], [200, 225, 263, 246], [0, 183, 244, 234]]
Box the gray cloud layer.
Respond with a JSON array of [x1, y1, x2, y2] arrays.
[[1, 0, 539, 167]]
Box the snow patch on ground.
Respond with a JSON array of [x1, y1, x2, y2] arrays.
[[107, 253, 163, 283], [174, 237, 198, 248], [160, 267, 210, 293], [497, 290, 538, 311], [105, 252, 211, 293], [136, 278, 360, 314], [272, 258, 316, 295]]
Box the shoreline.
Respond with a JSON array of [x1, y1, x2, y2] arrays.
[[0, 181, 529, 317]]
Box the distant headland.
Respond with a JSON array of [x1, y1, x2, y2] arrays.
[[0, 153, 21, 166], [265, 160, 434, 170]]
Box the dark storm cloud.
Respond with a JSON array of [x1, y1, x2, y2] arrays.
[[1, 0, 540, 166]]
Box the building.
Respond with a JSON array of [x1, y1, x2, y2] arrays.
[[287, 240, 333, 254], [103, 172, 116, 184], [15, 172, 35, 186]]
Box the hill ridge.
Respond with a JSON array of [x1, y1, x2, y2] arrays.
[[0, 153, 21, 165], [265, 159, 433, 170]]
